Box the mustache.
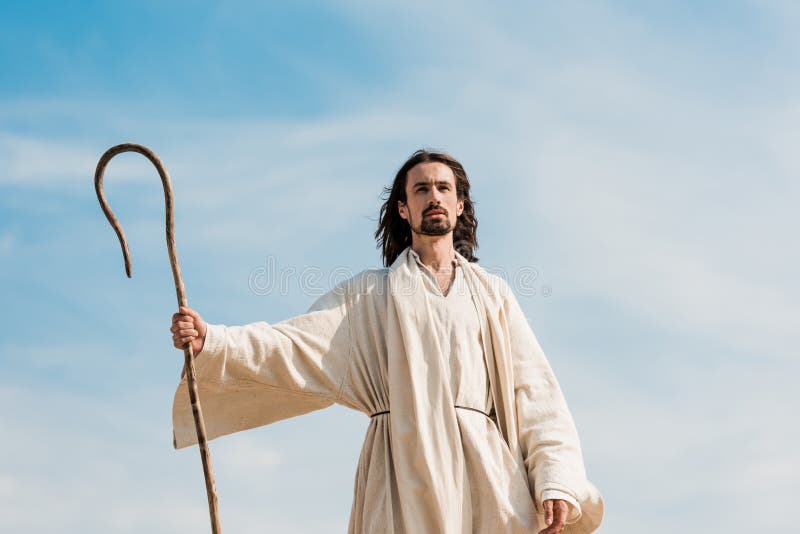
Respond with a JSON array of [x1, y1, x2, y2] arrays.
[[424, 206, 447, 215]]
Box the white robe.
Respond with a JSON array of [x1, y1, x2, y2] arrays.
[[406, 248, 582, 526], [172, 246, 604, 533]]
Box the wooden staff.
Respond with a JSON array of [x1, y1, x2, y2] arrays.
[[94, 143, 222, 534]]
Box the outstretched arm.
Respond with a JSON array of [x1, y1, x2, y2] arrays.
[[171, 285, 353, 449]]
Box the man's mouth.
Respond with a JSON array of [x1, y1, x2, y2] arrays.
[[426, 210, 446, 217]]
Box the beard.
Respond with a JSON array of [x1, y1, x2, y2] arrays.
[[410, 211, 453, 236]]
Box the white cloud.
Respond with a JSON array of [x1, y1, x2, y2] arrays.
[[562, 350, 800, 532], [0, 230, 15, 256], [214, 435, 283, 475], [0, 383, 359, 533], [2, 3, 800, 533], [0, 132, 154, 186], [0, 474, 17, 498], [526, 129, 799, 360]]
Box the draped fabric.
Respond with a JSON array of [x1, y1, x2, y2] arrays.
[[172, 246, 604, 533]]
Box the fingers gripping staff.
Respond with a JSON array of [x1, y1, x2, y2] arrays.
[[94, 143, 222, 534]]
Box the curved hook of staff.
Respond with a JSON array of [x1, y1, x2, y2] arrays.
[[93, 143, 223, 534]]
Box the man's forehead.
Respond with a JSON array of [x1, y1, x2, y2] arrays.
[[407, 162, 455, 185]]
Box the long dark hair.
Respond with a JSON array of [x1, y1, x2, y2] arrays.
[[375, 148, 478, 267]]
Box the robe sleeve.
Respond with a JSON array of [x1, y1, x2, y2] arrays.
[[172, 284, 353, 449], [503, 286, 604, 532]]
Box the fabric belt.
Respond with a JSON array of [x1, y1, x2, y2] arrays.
[[370, 405, 495, 421]]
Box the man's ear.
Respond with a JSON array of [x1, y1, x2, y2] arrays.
[[398, 200, 408, 220], [457, 199, 464, 217]]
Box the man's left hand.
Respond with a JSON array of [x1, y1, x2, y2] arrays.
[[538, 499, 568, 534]]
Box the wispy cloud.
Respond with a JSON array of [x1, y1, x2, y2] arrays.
[[2, 2, 799, 533], [0, 383, 362, 533], [0, 131, 153, 186], [0, 229, 15, 255]]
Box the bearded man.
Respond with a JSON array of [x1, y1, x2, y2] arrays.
[[170, 149, 604, 533]]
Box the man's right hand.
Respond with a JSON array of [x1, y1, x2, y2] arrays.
[[171, 305, 208, 355]]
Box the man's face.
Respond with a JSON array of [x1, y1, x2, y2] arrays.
[[398, 162, 464, 237]]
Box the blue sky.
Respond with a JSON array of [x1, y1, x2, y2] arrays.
[[1, 1, 798, 532]]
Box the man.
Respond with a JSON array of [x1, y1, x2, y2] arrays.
[[170, 149, 604, 533]]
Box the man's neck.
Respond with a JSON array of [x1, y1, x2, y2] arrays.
[[410, 236, 456, 272]]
